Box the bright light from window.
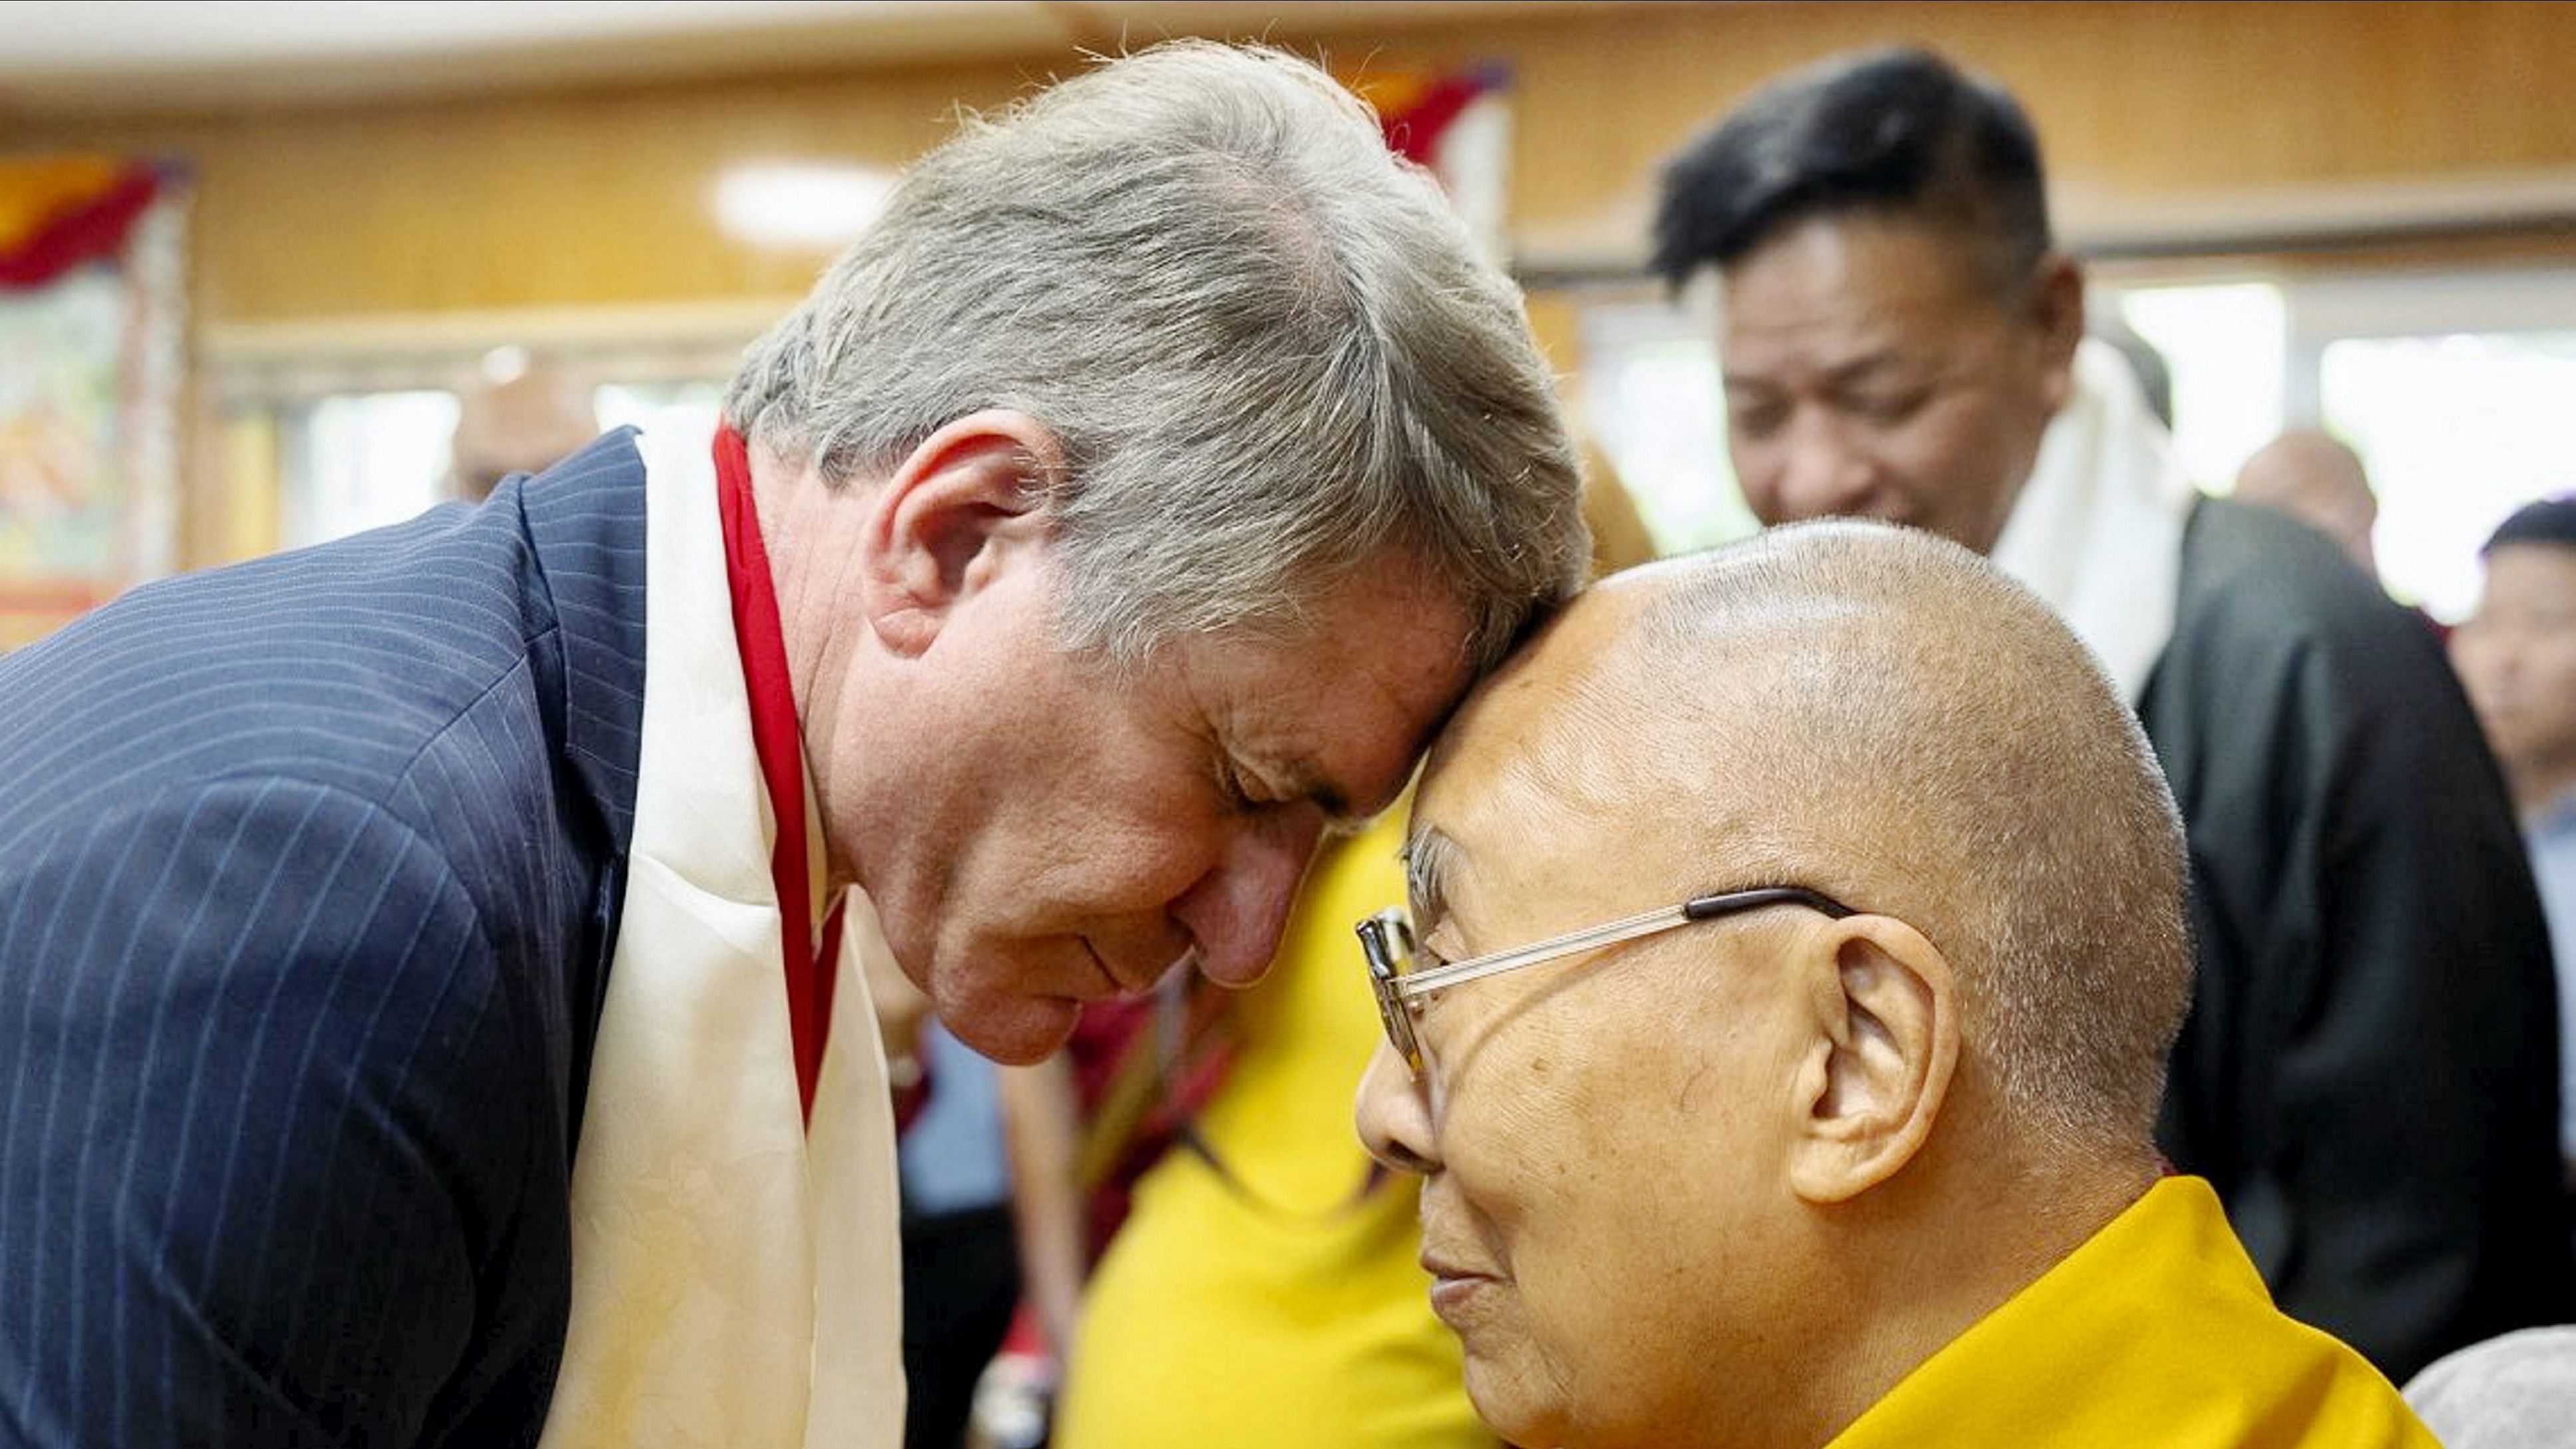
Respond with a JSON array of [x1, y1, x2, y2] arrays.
[[712, 161, 898, 251], [286, 390, 460, 548], [2322, 331, 2576, 620], [2114, 282, 2287, 491], [1576, 300, 1752, 556], [594, 379, 725, 441]]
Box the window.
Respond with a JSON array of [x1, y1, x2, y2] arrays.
[[2108, 281, 2287, 493], [1573, 292, 1750, 556], [277, 377, 728, 551], [281, 390, 460, 549], [2322, 330, 2576, 619]]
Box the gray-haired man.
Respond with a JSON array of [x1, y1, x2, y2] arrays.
[[0, 42, 1586, 1448]]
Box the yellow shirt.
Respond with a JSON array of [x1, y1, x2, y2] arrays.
[[1053, 811, 1495, 1449], [1831, 1176, 2440, 1449]]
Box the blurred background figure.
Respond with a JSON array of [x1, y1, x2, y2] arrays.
[[446, 350, 600, 503], [2235, 429, 2382, 580], [2403, 1325, 2576, 1449], [2092, 313, 2175, 431], [894, 1024, 1085, 1449], [2450, 496, 2576, 1200], [858, 891, 1086, 1449]]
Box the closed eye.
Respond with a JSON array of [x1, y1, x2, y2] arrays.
[[1842, 385, 1929, 425], [1727, 399, 1788, 439]]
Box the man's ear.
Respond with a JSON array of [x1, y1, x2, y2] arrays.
[[862, 408, 1065, 658], [1783, 914, 1958, 1205], [2025, 251, 2087, 415]]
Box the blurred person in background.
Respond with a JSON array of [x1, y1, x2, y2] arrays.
[[0, 41, 1587, 1449], [1652, 44, 2568, 1381], [2450, 495, 2576, 1201], [2090, 311, 2174, 431], [2402, 1324, 2576, 1449], [447, 355, 603, 504], [2234, 428, 2382, 581], [1051, 457, 1659, 1449], [1358, 522, 2438, 1449], [859, 893, 1086, 1449]]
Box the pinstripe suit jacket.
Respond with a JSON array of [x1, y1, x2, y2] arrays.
[[0, 431, 649, 1447]]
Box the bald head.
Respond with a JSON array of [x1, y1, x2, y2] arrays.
[[2235, 430, 2378, 576], [1437, 520, 2191, 1153], [449, 366, 600, 503], [1362, 520, 2193, 1449]]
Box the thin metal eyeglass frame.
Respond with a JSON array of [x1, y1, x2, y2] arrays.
[[1356, 886, 1857, 1070]]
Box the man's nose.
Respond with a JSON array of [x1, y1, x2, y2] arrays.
[[1167, 808, 1327, 988], [1355, 1041, 1438, 1175], [1771, 411, 1879, 520]]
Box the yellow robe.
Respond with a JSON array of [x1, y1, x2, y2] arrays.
[[1830, 1176, 2439, 1448]]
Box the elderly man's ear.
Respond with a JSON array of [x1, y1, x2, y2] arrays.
[[1781, 915, 1960, 1204], [860, 408, 1065, 658]]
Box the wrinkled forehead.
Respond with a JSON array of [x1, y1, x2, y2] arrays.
[[1408, 604, 1691, 920], [1722, 214, 2008, 323]]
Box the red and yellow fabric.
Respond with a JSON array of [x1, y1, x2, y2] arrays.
[[1346, 66, 1507, 164], [0, 155, 160, 289]]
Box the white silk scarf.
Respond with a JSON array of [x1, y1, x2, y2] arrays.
[[538, 421, 906, 1449], [1989, 337, 2200, 704]]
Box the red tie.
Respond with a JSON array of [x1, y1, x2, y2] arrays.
[[713, 424, 842, 1124]]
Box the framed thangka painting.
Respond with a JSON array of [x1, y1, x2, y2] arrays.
[[0, 155, 186, 651]]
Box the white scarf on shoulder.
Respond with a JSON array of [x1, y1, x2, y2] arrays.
[[1988, 337, 2201, 704], [538, 421, 906, 1449]]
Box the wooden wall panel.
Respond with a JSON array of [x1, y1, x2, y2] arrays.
[[11, 2, 2573, 326]]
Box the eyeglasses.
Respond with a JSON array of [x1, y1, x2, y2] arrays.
[[1356, 886, 1857, 1074]]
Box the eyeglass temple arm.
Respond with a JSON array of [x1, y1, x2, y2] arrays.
[[1390, 903, 1692, 1000], [1387, 887, 1854, 1002]]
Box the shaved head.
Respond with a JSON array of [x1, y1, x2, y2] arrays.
[[1435, 520, 2191, 1154], [2235, 430, 2378, 576]]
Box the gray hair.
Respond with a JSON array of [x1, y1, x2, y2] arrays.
[[725, 41, 1587, 670], [1613, 522, 2192, 1156]]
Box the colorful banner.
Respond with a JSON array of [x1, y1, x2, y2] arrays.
[[0, 156, 186, 650], [0, 155, 163, 290], [1346, 63, 1514, 267]]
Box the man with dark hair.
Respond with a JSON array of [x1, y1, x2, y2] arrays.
[[2452, 496, 2576, 1197], [1652, 45, 2569, 1382]]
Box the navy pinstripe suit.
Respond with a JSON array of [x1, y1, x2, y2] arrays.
[[0, 431, 649, 1447]]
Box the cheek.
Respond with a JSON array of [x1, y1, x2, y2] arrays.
[[1894, 404, 2006, 490], [1730, 444, 1791, 522], [1444, 1032, 1664, 1254], [1011, 791, 1226, 911], [2535, 644, 2576, 692]]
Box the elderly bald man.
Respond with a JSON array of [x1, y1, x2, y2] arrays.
[[2235, 429, 2381, 579], [1355, 522, 2436, 1449]]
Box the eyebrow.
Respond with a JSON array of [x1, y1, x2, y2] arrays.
[[1722, 349, 1908, 395], [1403, 826, 1459, 931], [1247, 749, 1367, 831], [1290, 765, 1359, 827]]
